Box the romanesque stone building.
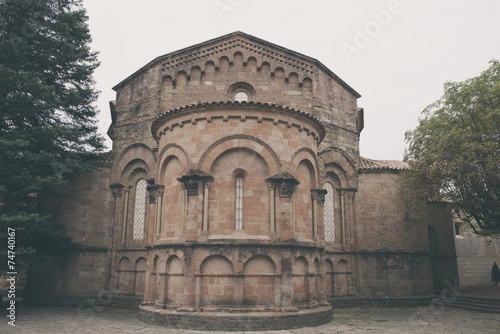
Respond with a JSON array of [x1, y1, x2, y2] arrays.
[[39, 32, 458, 330]]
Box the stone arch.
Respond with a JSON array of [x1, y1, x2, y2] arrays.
[[243, 255, 277, 306], [111, 143, 156, 185], [166, 255, 184, 304], [288, 72, 299, 85], [233, 51, 243, 67], [134, 257, 147, 296], [294, 158, 316, 240], [190, 65, 202, 82], [219, 55, 230, 69], [227, 81, 256, 101], [160, 155, 185, 238], [289, 148, 320, 188], [208, 147, 270, 235], [246, 56, 257, 68], [318, 148, 357, 189], [325, 259, 334, 298], [205, 60, 216, 77], [197, 134, 281, 175], [117, 257, 133, 294], [274, 66, 285, 78], [293, 256, 309, 304], [161, 75, 174, 91], [175, 70, 187, 86], [158, 143, 192, 181], [302, 77, 313, 89], [200, 255, 234, 306], [260, 61, 271, 73]]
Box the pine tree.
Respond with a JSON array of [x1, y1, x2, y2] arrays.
[[492, 262, 500, 287], [0, 0, 103, 276]]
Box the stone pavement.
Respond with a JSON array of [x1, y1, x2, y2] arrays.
[[3, 304, 500, 334]]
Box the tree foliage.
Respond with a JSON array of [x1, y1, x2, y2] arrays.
[[404, 60, 500, 237], [0, 0, 103, 275]]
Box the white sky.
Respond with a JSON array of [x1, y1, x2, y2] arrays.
[[83, 0, 500, 160]]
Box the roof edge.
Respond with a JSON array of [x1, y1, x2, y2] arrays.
[[112, 31, 361, 98]]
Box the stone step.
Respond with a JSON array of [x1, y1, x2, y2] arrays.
[[439, 295, 500, 314]]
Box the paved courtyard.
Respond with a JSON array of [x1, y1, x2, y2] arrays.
[[3, 304, 500, 334]]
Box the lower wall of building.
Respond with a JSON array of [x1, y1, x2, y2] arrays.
[[356, 252, 433, 297]]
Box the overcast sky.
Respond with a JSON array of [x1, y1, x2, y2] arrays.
[[83, 0, 500, 161]]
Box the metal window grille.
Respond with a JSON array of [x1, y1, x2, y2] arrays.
[[133, 179, 147, 240]]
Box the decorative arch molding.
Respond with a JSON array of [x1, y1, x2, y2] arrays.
[[120, 160, 149, 185], [157, 144, 191, 183], [318, 147, 357, 188], [111, 143, 157, 184], [154, 249, 185, 274], [199, 249, 236, 268], [197, 134, 281, 175], [323, 163, 348, 189], [240, 250, 280, 269], [288, 147, 320, 188]]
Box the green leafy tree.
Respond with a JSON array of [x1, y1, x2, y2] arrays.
[[492, 262, 500, 287], [0, 0, 103, 276], [404, 60, 500, 237]]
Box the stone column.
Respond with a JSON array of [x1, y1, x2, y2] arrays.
[[157, 272, 167, 306], [109, 183, 124, 290], [266, 174, 299, 241], [121, 186, 132, 244], [266, 181, 276, 232], [202, 181, 212, 231], [154, 185, 165, 237], [280, 249, 293, 307], [177, 170, 214, 241], [310, 189, 327, 243]]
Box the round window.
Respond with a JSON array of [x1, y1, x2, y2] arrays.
[[234, 91, 248, 102]]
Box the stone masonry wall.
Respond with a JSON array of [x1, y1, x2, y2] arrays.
[[355, 170, 433, 297]]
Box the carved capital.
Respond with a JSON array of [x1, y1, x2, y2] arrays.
[[265, 173, 300, 198], [146, 184, 164, 204], [110, 183, 124, 197], [266, 181, 275, 191], [177, 169, 214, 196], [311, 188, 328, 207]]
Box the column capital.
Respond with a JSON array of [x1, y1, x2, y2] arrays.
[[146, 184, 164, 204], [110, 183, 124, 197], [177, 169, 214, 196], [311, 188, 327, 207], [265, 173, 300, 198]]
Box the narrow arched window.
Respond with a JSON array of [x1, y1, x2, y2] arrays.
[[133, 179, 147, 240], [323, 182, 335, 242], [235, 176, 243, 230]]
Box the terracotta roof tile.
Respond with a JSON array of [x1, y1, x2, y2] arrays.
[[359, 157, 409, 171], [151, 100, 325, 137]]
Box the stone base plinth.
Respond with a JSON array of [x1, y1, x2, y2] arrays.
[[138, 304, 333, 331]]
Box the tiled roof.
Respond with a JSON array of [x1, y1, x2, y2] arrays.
[[151, 100, 325, 134], [359, 157, 409, 171]]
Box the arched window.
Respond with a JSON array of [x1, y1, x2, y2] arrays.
[[234, 91, 248, 102], [235, 176, 243, 230], [133, 179, 147, 240], [323, 182, 335, 242]]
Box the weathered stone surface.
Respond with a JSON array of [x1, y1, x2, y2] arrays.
[[31, 32, 459, 330]]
